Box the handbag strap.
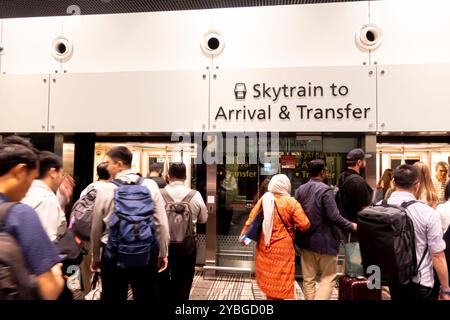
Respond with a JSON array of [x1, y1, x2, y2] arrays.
[[274, 201, 294, 243]]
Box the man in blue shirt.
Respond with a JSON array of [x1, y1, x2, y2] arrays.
[[295, 159, 356, 300], [0, 136, 64, 299]]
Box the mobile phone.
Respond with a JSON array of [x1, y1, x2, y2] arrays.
[[240, 235, 251, 246]]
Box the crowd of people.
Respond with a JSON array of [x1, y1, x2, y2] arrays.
[[241, 149, 450, 301], [0, 137, 207, 301], [1, 134, 450, 301]]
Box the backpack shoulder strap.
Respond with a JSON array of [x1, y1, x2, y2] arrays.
[[398, 199, 429, 275], [339, 173, 361, 188], [401, 200, 419, 209], [110, 179, 123, 187], [416, 246, 429, 274], [136, 176, 145, 186], [0, 202, 16, 230], [182, 190, 197, 204], [160, 188, 175, 204]]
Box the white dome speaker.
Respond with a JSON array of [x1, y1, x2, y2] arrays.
[[201, 31, 225, 57], [52, 36, 73, 62], [356, 24, 383, 51]]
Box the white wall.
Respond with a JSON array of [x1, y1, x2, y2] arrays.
[[210, 3, 369, 69], [0, 1, 450, 133], [60, 12, 212, 73], [1, 16, 62, 74], [371, 0, 450, 65]]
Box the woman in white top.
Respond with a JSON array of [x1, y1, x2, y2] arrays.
[[436, 182, 450, 233]]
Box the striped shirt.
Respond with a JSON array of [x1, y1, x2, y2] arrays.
[[433, 177, 449, 204]]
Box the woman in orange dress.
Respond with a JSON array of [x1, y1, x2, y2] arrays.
[[240, 174, 310, 300]]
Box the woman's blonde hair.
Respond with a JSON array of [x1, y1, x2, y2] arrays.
[[413, 162, 438, 207]]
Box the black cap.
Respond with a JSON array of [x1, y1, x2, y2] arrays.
[[346, 148, 372, 162]]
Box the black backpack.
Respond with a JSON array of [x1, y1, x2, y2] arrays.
[[357, 200, 428, 285], [0, 202, 40, 300]]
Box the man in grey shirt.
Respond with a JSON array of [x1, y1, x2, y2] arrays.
[[90, 146, 170, 301], [386, 164, 450, 300]]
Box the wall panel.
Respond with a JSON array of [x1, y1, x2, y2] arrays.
[[2, 17, 61, 74], [48, 71, 209, 132], [377, 64, 450, 132], [0, 74, 49, 132]]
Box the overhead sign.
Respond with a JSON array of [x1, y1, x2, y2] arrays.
[[210, 66, 377, 132]]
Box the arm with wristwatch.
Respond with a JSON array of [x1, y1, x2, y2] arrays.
[[432, 251, 450, 300]]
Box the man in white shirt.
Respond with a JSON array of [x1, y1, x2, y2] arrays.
[[159, 162, 208, 303], [22, 151, 68, 242], [387, 164, 450, 300], [79, 161, 111, 198], [77, 161, 110, 293]]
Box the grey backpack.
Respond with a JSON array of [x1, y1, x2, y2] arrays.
[[69, 188, 97, 241], [160, 189, 196, 243], [0, 202, 40, 300]]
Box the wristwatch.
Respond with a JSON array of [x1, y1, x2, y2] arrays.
[[439, 287, 450, 296]]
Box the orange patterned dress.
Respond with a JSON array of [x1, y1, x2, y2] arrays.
[[241, 194, 310, 299]]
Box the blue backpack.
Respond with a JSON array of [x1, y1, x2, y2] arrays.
[[104, 176, 157, 268]]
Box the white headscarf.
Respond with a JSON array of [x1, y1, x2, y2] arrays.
[[261, 174, 291, 246]]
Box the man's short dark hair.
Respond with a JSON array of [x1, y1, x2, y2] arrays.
[[97, 161, 110, 180], [38, 151, 62, 179], [150, 163, 162, 173], [308, 159, 326, 177], [169, 162, 186, 180], [0, 142, 39, 176], [2, 135, 35, 149], [106, 146, 132, 168], [393, 164, 419, 189]]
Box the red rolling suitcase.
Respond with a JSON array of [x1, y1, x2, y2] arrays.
[[338, 276, 381, 300]]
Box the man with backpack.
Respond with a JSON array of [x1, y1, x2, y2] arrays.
[[72, 161, 111, 294], [79, 161, 111, 197], [0, 136, 64, 300], [90, 146, 170, 301], [295, 159, 357, 300], [358, 164, 450, 300], [159, 162, 208, 303], [336, 148, 373, 243]]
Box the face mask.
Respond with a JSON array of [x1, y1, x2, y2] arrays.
[[323, 178, 329, 185]]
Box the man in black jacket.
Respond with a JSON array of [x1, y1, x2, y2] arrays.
[[336, 148, 373, 242], [295, 159, 356, 300]]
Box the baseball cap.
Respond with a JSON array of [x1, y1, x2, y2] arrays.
[[346, 148, 372, 162]]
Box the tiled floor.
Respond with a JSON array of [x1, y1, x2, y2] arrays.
[[74, 269, 390, 300], [189, 270, 334, 300]]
